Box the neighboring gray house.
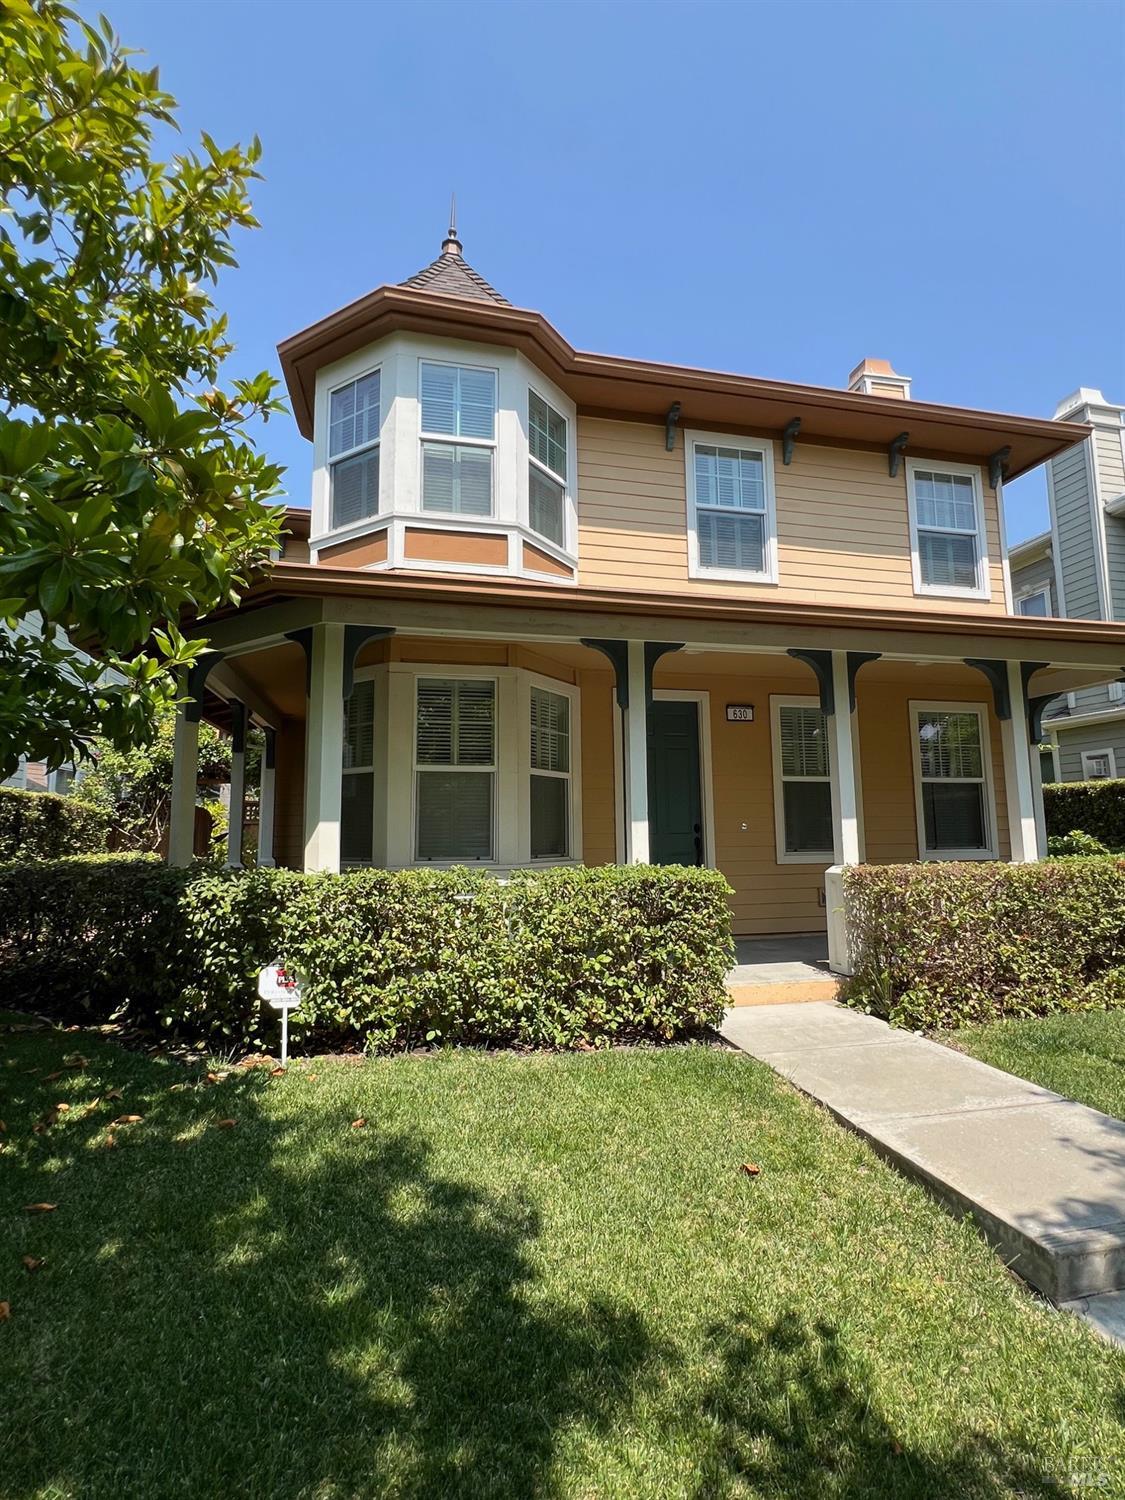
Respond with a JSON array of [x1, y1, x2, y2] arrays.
[[1010, 387, 1125, 782]]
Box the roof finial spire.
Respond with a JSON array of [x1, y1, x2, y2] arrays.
[[442, 193, 462, 258]]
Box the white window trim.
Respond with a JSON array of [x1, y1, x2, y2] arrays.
[[685, 429, 779, 585], [526, 383, 576, 554], [1016, 586, 1051, 618], [909, 699, 997, 860], [340, 677, 377, 869], [327, 365, 382, 531], [906, 458, 992, 602], [522, 671, 583, 866], [770, 694, 838, 865], [1081, 748, 1117, 781], [652, 689, 716, 868], [418, 356, 499, 521]]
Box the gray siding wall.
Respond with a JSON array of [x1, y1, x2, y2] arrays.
[[1050, 441, 1101, 618], [1010, 552, 1057, 613], [1055, 718, 1125, 782], [1099, 425, 1125, 617]]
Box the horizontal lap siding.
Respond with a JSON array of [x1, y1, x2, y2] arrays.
[[577, 417, 1007, 611], [579, 673, 617, 865], [1056, 720, 1125, 781], [1010, 552, 1058, 614], [1050, 444, 1100, 618]]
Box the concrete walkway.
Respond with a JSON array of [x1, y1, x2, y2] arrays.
[[721, 1001, 1125, 1319]]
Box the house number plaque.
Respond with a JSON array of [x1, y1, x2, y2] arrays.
[[725, 704, 755, 723]]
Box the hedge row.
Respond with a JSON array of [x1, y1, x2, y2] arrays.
[[0, 786, 108, 861], [0, 856, 734, 1051], [1044, 778, 1125, 850], [842, 857, 1125, 1030]]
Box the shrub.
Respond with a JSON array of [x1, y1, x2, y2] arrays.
[[0, 786, 107, 860], [1047, 829, 1110, 857], [0, 857, 733, 1051], [1044, 779, 1125, 850], [842, 858, 1125, 1030]]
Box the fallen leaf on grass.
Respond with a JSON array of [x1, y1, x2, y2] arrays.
[[215, 1118, 237, 1130], [55, 1103, 69, 1113], [42, 1070, 63, 1081], [105, 1089, 122, 1102], [0, 1121, 5, 1132], [111, 1115, 142, 1125], [205, 1073, 225, 1085], [63, 1055, 89, 1069], [103, 1134, 117, 1149], [21, 1257, 44, 1274], [350, 1118, 367, 1129], [269, 1066, 285, 1077], [81, 1098, 101, 1117], [23, 1203, 56, 1214], [740, 1163, 762, 1178], [0, 1302, 10, 1321], [305, 1073, 318, 1082]]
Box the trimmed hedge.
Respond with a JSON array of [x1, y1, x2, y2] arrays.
[[1044, 778, 1125, 850], [0, 856, 733, 1051], [842, 858, 1125, 1030], [0, 786, 107, 861]]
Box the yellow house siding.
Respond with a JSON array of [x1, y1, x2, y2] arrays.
[[578, 671, 617, 865], [577, 416, 1008, 611]]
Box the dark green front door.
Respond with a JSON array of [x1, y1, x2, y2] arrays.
[[647, 699, 704, 866]]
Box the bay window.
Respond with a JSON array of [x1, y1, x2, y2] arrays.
[[420, 361, 497, 516], [772, 697, 834, 861], [530, 686, 570, 858], [528, 390, 567, 547], [908, 463, 988, 598], [414, 677, 496, 860], [341, 678, 375, 863], [329, 371, 380, 529], [912, 703, 995, 858]]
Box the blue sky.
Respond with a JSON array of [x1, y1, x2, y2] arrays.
[[101, 0, 1123, 542]]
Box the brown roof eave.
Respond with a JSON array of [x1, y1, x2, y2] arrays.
[[222, 563, 1125, 649], [277, 286, 1088, 479]]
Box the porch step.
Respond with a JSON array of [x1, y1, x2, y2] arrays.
[[726, 978, 841, 1007]]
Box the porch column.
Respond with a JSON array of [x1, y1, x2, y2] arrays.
[[226, 703, 247, 869], [1001, 659, 1040, 863], [624, 639, 650, 863], [303, 622, 346, 873], [257, 728, 277, 868], [824, 650, 869, 976], [168, 697, 200, 867]]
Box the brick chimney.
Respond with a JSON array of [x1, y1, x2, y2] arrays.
[[847, 357, 911, 400]]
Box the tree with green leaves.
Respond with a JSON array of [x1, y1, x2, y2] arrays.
[[0, 0, 284, 778]]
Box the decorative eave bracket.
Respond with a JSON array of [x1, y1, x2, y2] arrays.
[[665, 402, 682, 453], [888, 431, 909, 478], [782, 418, 801, 466], [988, 446, 1012, 491]]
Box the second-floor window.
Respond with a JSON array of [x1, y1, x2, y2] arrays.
[[420, 361, 497, 517], [1017, 588, 1050, 617], [908, 464, 988, 598], [329, 371, 380, 529], [687, 436, 777, 582], [528, 391, 567, 547]]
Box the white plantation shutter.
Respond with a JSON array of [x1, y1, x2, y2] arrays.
[[780, 705, 828, 778], [698, 510, 765, 571], [329, 372, 380, 458], [420, 363, 496, 439], [529, 391, 567, 479], [341, 678, 375, 864], [529, 466, 564, 546], [914, 470, 981, 590], [695, 446, 764, 509], [530, 688, 569, 772], [343, 680, 375, 770], [331, 449, 379, 529], [329, 371, 381, 528], [917, 713, 983, 780], [421, 444, 493, 515]]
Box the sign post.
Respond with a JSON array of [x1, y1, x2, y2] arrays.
[[258, 962, 303, 1067]]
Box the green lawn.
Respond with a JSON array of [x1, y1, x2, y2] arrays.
[[1, 1018, 1123, 1499], [948, 1009, 1125, 1120]]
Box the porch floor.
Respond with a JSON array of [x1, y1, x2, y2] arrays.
[[725, 935, 840, 1006]]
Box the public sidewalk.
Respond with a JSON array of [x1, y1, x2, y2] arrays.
[[721, 1001, 1125, 1338]]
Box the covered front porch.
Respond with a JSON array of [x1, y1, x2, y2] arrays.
[[168, 583, 1125, 973]]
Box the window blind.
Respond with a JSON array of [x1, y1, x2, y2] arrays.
[[331, 449, 379, 529], [416, 680, 495, 767], [420, 363, 496, 440], [421, 443, 492, 516], [917, 713, 983, 780], [694, 446, 765, 510], [529, 466, 564, 547], [329, 372, 380, 458], [914, 471, 979, 590], [530, 688, 569, 773], [916, 710, 987, 850], [343, 679, 375, 770], [777, 704, 833, 855], [698, 510, 765, 572], [529, 391, 567, 479]]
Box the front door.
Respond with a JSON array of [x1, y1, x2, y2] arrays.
[[646, 699, 704, 865]]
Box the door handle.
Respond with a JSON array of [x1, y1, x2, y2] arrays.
[[693, 822, 703, 865]]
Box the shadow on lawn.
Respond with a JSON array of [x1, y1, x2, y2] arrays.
[[1, 1030, 660, 1499], [693, 1311, 1087, 1500]]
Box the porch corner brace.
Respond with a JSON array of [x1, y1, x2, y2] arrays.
[[1028, 694, 1062, 744], [988, 446, 1012, 491], [665, 402, 682, 452], [888, 432, 909, 478], [781, 418, 801, 465], [263, 726, 277, 771], [580, 639, 631, 709], [230, 701, 247, 755], [644, 641, 685, 704], [284, 625, 396, 700], [183, 650, 223, 724], [963, 658, 1011, 720], [846, 652, 881, 713], [787, 648, 834, 716]]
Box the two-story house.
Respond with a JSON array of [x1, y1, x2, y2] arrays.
[[165, 227, 1125, 971], [1010, 388, 1125, 781]]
